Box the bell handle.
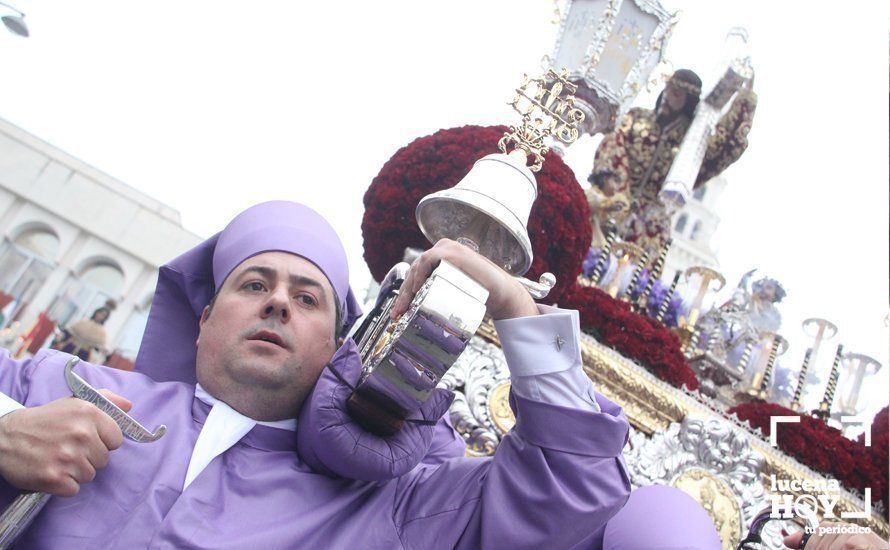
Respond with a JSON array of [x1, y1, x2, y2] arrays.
[[515, 272, 556, 300]]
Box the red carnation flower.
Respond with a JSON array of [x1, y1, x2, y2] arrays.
[[560, 284, 699, 390]]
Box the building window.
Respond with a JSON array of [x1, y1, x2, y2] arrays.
[[0, 229, 58, 328], [693, 186, 707, 201], [79, 261, 124, 297], [690, 221, 703, 241], [13, 227, 60, 260], [47, 260, 124, 329], [675, 214, 688, 234]]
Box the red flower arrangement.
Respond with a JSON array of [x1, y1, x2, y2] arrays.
[[560, 284, 700, 390], [730, 402, 887, 513], [361, 125, 591, 304]]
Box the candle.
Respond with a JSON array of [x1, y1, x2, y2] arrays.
[[606, 252, 631, 298]]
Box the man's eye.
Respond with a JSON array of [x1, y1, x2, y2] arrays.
[[245, 282, 266, 292], [296, 294, 317, 307]]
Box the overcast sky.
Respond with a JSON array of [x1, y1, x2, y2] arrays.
[[1, 1, 887, 420]]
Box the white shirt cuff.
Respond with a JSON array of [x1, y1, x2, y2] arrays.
[[493, 304, 599, 412], [0, 391, 25, 418]]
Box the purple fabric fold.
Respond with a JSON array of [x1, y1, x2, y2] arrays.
[[510, 390, 629, 457], [297, 339, 455, 481]]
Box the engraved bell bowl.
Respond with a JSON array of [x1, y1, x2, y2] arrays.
[[415, 152, 536, 276]]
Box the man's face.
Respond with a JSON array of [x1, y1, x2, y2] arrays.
[[195, 251, 339, 421], [657, 84, 686, 118]]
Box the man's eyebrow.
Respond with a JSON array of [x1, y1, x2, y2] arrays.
[[238, 265, 276, 280]]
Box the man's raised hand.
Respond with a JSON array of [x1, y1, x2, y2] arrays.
[[390, 238, 538, 322], [0, 390, 131, 496]]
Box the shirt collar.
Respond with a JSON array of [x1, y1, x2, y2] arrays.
[[194, 383, 297, 432]]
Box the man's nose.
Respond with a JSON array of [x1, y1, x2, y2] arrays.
[[261, 288, 290, 322]]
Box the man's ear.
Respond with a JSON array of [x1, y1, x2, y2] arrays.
[[197, 305, 212, 346]]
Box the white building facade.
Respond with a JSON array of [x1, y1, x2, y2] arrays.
[[663, 175, 728, 280], [0, 117, 201, 361]]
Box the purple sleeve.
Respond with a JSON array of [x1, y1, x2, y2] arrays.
[[0, 348, 54, 405], [393, 391, 631, 549], [0, 349, 48, 508]]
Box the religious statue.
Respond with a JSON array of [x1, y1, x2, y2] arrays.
[[698, 270, 786, 370], [49, 300, 116, 362], [585, 69, 757, 257]]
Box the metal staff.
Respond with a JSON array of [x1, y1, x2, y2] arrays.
[[622, 250, 650, 302], [589, 223, 617, 286], [756, 334, 782, 400], [637, 238, 672, 312], [814, 344, 844, 420], [656, 271, 681, 323], [789, 348, 812, 411]]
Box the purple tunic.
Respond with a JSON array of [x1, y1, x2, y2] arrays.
[[0, 349, 632, 549]]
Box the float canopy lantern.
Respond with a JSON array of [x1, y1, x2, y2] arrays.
[[548, 0, 674, 135]]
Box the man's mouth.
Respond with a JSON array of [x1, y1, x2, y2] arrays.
[[247, 330, 288, 349]]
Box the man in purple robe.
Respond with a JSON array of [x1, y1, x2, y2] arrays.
[[0, 201, 721, 548]]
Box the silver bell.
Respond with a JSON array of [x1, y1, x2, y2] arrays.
[[415, 152, 536, 276]]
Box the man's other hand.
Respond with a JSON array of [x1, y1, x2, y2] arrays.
[[0, 390, 131, 496], [784, 522, 889, 549], [391, 238, 538, 321]]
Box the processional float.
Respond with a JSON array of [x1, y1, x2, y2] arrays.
[[351, 1, 887, 547]]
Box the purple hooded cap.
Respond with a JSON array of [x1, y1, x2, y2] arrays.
[[135, 200, 363, 385]]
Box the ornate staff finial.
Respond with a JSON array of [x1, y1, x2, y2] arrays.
[[499, 68, 585, 172]]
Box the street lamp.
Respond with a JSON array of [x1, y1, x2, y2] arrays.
[[1, 1, 28, 38]]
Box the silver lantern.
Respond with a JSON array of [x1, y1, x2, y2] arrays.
[[546, 0, 675, 135]]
